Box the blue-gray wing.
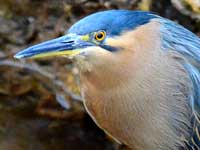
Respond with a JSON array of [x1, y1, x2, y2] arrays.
[[157, 18, 200, 149]]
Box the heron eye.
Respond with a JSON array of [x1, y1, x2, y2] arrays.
[[95, 31, 106, 41]]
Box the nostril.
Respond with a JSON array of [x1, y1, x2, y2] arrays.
[[61, 40, 74, 44]]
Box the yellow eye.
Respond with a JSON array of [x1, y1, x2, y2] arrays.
[[95, 31, 106, 41]]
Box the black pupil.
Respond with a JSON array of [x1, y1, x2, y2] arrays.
[[97, 32, 103, 39]]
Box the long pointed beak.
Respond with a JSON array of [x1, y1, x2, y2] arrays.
[[14, 34, 92, 59]]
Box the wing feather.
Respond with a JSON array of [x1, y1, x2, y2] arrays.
[[158, 18, 200, 117], [157, 18, 200, 148]]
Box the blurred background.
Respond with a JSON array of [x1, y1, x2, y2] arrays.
[[0, 0, 199, 150]]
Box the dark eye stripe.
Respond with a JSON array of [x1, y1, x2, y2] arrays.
[[100, 45, 118, 52]]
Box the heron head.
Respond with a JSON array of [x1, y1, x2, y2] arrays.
[[15, 10, 157, 72]]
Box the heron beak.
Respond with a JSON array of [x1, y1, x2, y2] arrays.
[[14, 34, 93, 59]]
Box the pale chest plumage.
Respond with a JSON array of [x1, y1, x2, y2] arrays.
[[76, 20, 199, 150]]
